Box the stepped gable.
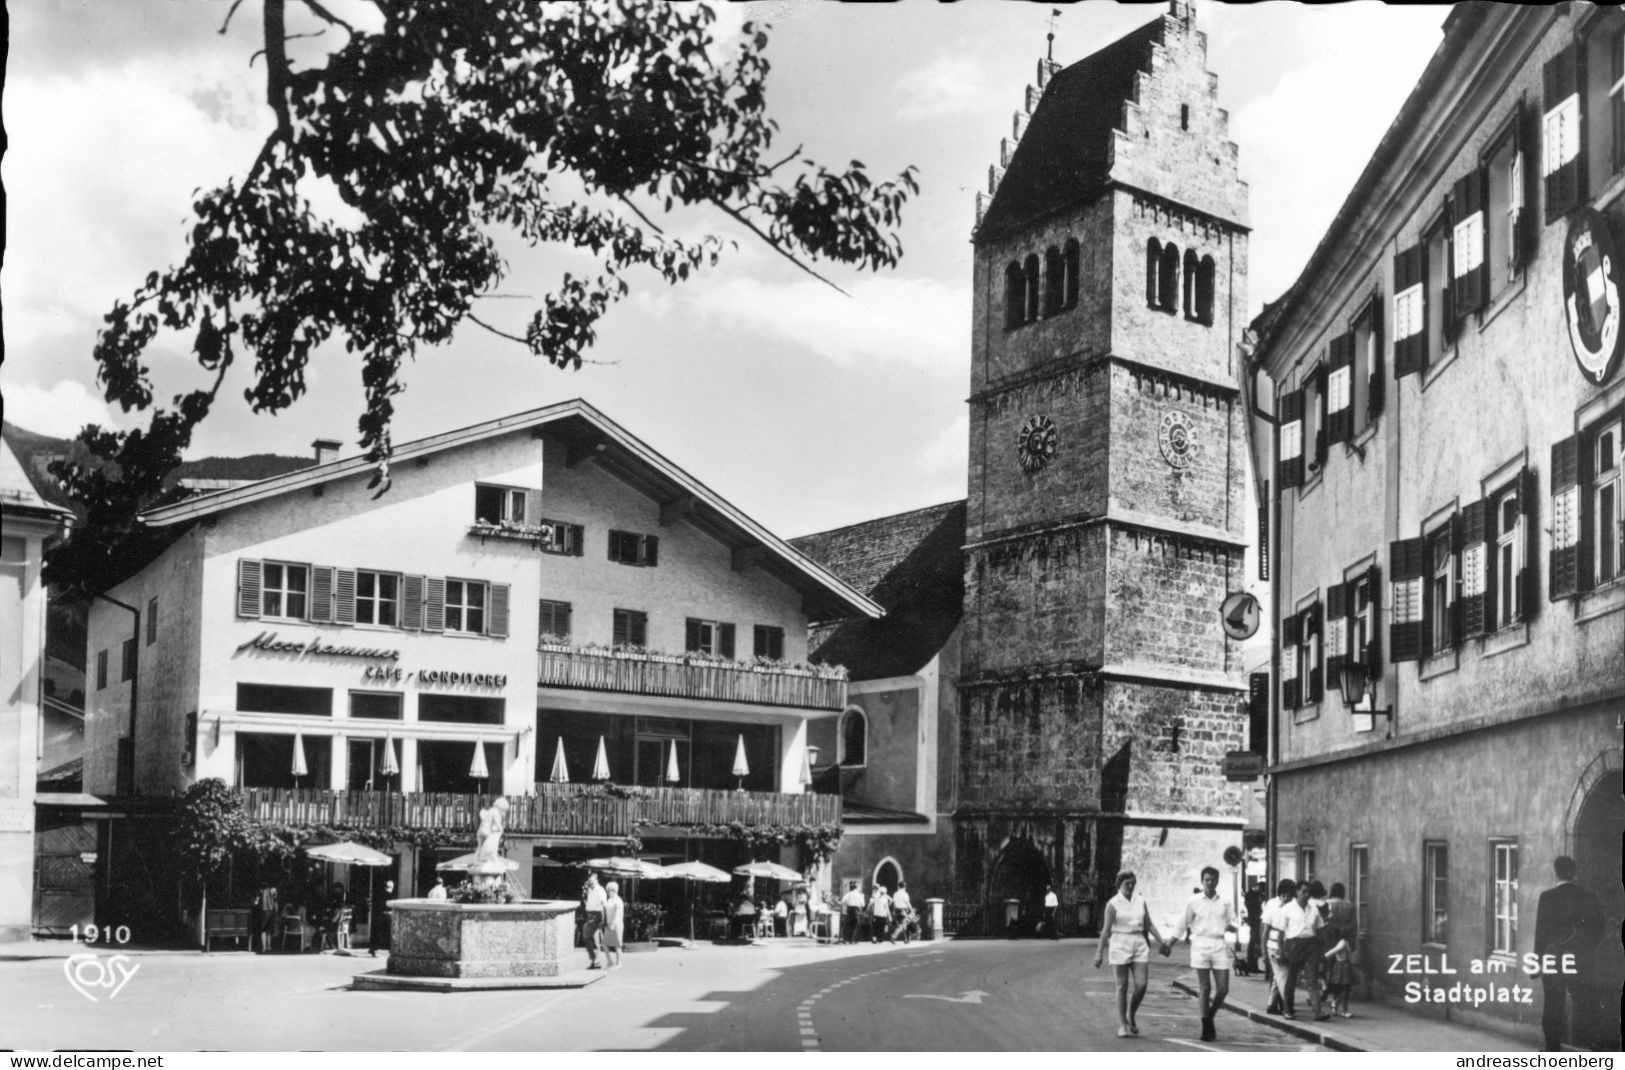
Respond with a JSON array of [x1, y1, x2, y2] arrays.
[[975, 15, 1166, 241], [791, 500, 966, 681]]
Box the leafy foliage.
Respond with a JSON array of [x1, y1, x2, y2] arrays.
[[629, 819, 842, 867], [47, 0, 917, 594], [171, 778, 263, 887], [623, 901, 665, 942], [451, 879, 517, 905]]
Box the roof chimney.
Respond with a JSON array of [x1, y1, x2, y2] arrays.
[[311, 438, 343, 466]]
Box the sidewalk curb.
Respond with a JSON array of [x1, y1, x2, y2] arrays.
[[1171, 976, 1369, 1052]]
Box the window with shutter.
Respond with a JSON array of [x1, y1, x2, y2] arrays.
[[1302, 602, 1324, 704], [538, 599, 573, 641], [1522, 468, 1542, 617], [1280, 611, 1301, 709], [424, 577, 446, 632], [1327, 335, 1354, 445], [1544, 48, 1583, 221], [1393, 246, 1426, 380], [443, 579, 483, 634], [487, 583, 509, 638], [1424, 215, 1453, 358], [1311, 364, 1329, 472], [402, 575, 426, 630], [1451, 171, 1487, 317], [1424, 519, 1459, 656], [261, 562, 310, 620], [1549, 435, 1588, 600], [237, 559, 263, 619], [1492, 483, 1524, 628], [335, 568, 358, 625], [1325, 582, 1348, 690], [753, 625, 785, 660], [613, 608, 647, 648], [1363, 564, 1383, 670], [1354, 299, 1381, 428], [1278, 389, 1305, 489], [1592, 422, 1622, 588], [310, 565, 336, 623], [1460, 499, 1488, 637], [1390, 537, 1426, 663]]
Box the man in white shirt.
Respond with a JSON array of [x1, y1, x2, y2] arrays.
[[1278, 881, 1326, 1020], [1174, 866, 1238, 1041], [583, 873, 607, 969], [427, 878, 448, 901], [841, 884, 866, 944], [1260, 879, 1296, 1015], [891, 881, 914, 943], [1042, 885, 1060, 940]]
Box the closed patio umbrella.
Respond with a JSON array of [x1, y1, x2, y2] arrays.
[[549, 737, 569, 783], [665, 740, 681, 784], [591, 736, 611, 781], [378, 732, 400, 777], [291, 733, 308, 779], [798, 746, 813, 791], [468, 741, 489, 780], [732, 734, 750, 789]]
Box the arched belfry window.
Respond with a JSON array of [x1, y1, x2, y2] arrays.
[[1044, 246, 1064, 316], [1183, 249, 1199, 319], [1159, 243, 1181, 314], [1196, 255, 1217, 325], [840, 707, 867, 767], [1005, 262, 1025, 330], [1063, 239, 1080, 309], [1146, 238, 1163, 308], [1023, 254, 1041, 323]]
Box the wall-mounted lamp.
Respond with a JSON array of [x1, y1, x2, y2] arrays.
[[1337, 662, 1392, 735]]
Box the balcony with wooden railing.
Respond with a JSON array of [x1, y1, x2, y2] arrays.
[[536, 644, 847, 711], [238, 782, 841, 838]]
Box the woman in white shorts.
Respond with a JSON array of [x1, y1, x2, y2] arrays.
[[1094, 871, 1170, 1038]]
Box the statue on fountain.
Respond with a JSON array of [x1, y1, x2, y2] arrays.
[[471, 798, 510, 889]]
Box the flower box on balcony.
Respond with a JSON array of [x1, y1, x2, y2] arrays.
[[467, 521, 555, 549]]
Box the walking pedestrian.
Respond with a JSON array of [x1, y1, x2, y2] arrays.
[[841, 883, 865, 944], [253, 882, 279, 954], [891, 880, 914, 943], [1241, 885, 1263, 976], [1261, 878, 1296, 1014], [1174, 865, 1238, 1041], [1093, 871, 1171, 1039], [868, 883, 892, 943], [602, 881, 625, 970], [582, 872, 607, 969], [1279, 880, 1326, 1020], [1321, 882, 1357, 1018], [1042, 885, 1060, 940], [1533, 855, 1605, 1051]]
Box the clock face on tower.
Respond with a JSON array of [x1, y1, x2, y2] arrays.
[[1159, 410, 1197, 469], [1017, 415, 1059, 473]]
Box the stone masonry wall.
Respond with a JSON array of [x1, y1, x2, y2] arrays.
[[1105, 527, 1242, 677], [1099, 678, 1245, 820], [959, 674, 1103, 812], [963, 524, 1107, 675]]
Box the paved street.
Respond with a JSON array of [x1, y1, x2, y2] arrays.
[[1, 939, 1324, 1052]]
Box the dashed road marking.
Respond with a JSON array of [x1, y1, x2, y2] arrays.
[[794, 956, 935, 1052]]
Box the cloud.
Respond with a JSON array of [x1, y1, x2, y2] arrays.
[[916, 412, 968, 477], [2, 380, 119, 439], [894, 55, 993, 121], [660, 275, 968, 373]]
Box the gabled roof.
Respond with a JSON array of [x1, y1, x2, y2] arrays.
[[0, 436, 73, 524], [139, 399, 882, 623], [975, 15, 1166, 243], [791, 500, 965, 680]]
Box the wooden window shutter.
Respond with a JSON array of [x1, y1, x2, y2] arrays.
[[1367, 298, 1386, 420], [237, 559, 263, 619], [1363, 564, 1383, 672], [1258, 482, 1271, 581], [1460, 498, 1489, 638], [310, 565, 336, 623], [1306, 603, 1324, 704], [569, 524, 585, 556], [1543, 48, 1584, 222], [1393, 247, 1427, 380], [487, 583, 510, 638], [334, 568, 357, 625], [424, 577, 446, 632], [1327, 335, 1355, 445], [1452, 171, 1487, 316], [1278, 389, 1305, 489], [1513, 99, 1537, 270], [527, 489, 543, 527], [642, 535, 659, 567], [1325, 583, 1348, 690], [1312, 364, 1329, 471], [1521, 467, 1540, 619], [719, 623, 736, 660], [685, 618, 702, 652], [1441, 196, 1458, 345], [1389, 537, 1426, 662], [1280, 610, 1302, 710], [1549, 436, 1588, 599], [1447, 513, 1464, 648], [402, 575, 426, 630]]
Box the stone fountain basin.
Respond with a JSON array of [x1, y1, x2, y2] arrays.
[[387, 898, 580, 979]]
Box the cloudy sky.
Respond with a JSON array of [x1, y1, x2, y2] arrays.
[[2, 0, 1447, 539]]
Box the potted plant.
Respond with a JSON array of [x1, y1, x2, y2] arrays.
[[623, 902, 665, 949]]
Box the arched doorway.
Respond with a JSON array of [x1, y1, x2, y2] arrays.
[[872, 858, 901, 895], [1573, 768, 1624, 1049], [989, 837, 1051, 936]]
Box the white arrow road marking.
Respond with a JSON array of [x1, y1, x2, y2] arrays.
[[903, 990, 988, 1004]]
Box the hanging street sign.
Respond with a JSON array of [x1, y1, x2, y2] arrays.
[[1219, 591, 1261, 641]]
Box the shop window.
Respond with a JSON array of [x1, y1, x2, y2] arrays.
[[1551, 419, 1625, 597], [417, 694, 504, 725], [538, 599, 573, 643], [350, 692, 402, 720], [1350, 844, 1370, 935], [236, 731, 331, 789], [474, 483, 528, 526], [1491, 839, 1518, 956], [685, 618, 735, 658], [1424, 841, 1449, 944], [608, 529, 659, 567], [261, 561, 309, 620], [356, 570, 399, 627], [839, 707, 867, 767], [753, 625, 785, 661], [612, 608, 648, 649], [121, 638, 136, 683], [237, 683, 333, 716]]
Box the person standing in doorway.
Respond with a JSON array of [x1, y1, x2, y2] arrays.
[[602, 881, 625, 970], [1093, 870, 1171, 1039], [1042, 885, 1060, 940], [582, 872, 607, 969], [1174, 866, 1238, 1041], [1533, 855, 1605, 1051]]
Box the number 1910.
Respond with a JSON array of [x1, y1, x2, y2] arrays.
[[69, 923, 131, 945]]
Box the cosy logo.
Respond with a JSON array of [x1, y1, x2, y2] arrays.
[[63, 952, 140, 1002]]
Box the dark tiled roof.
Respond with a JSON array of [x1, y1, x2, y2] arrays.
[[975, 15, 1166, 242], [842, 800, 931, 825], [790, 500, 966, 681]]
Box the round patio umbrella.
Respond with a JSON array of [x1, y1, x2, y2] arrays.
[[584, 856, 669, 879], [290, 732, 308, 779], [548, 736, 570, 783], [591, 736, 611, 781], [732, 734, 750, 789], [733, 860, 803, 882], [305, 841, 393, 866], [436, 851, 521, 873], [663, 861, 732, 942]]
